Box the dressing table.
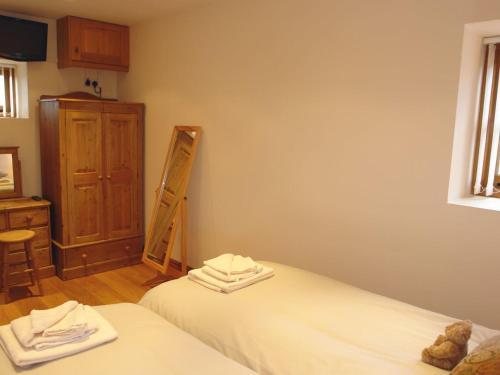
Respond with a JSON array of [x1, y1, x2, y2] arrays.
[[0, 147, 54, 293]]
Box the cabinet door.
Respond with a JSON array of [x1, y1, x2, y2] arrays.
[[103, 113, 139, 239], [73, 18, 128, 67], [66, 111, 105, 244]]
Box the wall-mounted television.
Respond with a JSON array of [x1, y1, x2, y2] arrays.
[[0, 15, 48, 62]]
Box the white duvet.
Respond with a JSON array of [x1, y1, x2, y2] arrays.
[[0, 303, 255, 375], [140, 262, 500, 375]]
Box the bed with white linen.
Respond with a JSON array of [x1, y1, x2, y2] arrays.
[[0, 303, 254, 375], [140, 261, 500, 375]]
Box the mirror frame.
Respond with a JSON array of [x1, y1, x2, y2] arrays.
[[142, 126, 202, 274], [0, 146, 22, 199]]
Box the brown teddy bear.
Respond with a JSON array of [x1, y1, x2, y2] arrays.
[[421, 320, 473, 371]]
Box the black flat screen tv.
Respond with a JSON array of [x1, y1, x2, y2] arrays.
[[0, 15, 48, 62]]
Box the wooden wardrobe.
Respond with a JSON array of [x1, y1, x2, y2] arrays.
[[39, 93, 144, 280]]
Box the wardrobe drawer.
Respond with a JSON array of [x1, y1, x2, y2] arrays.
[[64, 237, 143, 268], [9, 208, 49, 228], [0, 213, 6, 230]]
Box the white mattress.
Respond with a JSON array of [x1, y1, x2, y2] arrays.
[[0, 303, 255, 375], [140, 262, 500, 375]]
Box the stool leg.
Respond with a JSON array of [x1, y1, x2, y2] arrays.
[[26, 245, 35, 287], [25, 240, 44, 297], [1, 243, 10, 303]]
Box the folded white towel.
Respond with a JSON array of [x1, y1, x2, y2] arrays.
[[204, 254, 259, 275], [201, 264, 263, 282], [189, 265, 274, 293], [30, 301, 78, 334], [42, 304, 88, 338], [11, 305, 98, 350], [0, 306, 117, 367]]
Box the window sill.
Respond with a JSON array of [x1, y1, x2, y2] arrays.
[[0, 116, 29, 120], [448, 195, 500, 212]]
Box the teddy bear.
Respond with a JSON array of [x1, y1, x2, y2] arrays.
[[421, 320, 473, 371]]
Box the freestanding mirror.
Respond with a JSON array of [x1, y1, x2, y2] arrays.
[[0, 147, 22, 199], [142, 126, 201, 283]]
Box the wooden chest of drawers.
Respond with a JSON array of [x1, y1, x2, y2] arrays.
[[0, 198, 55, 285]]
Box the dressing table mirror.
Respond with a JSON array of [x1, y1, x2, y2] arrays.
[[142, 126, 201, 284], [0, 147, 22, 199]]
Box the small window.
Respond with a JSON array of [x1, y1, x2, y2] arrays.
[[472, 38, 500, 197], [0, 64, 17, 118]]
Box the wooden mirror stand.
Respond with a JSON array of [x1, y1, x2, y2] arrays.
[[142, 126, 201, 286]]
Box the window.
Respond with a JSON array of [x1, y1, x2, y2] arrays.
[[472, 37, 500, 197], [0, 64, 17, 118], [448, 20, 500, 211]]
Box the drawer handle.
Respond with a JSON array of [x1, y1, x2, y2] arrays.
[[124, 245, 131, 265], [81, 253, 88, 276], [26, 215, 34, 228]]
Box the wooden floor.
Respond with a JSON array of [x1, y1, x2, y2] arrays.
[[0, 263, 158, 325]]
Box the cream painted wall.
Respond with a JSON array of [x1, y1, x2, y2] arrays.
[[118, 0, 500, 328], [0, 12, 118, 196]]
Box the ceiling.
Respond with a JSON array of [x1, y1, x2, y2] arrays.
[[0, 0, 211, 25]]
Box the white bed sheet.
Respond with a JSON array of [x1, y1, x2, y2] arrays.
[[140, 261, 500, 375], [0, 303, 255, 375]]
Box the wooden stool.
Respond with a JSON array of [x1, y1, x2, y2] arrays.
[[0, 230, 44, 303]]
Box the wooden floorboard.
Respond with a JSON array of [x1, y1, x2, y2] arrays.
[[0, 263, 158, 325]]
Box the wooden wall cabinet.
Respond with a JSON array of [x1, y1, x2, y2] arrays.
[[0, 198, 55, 285], [57, 16, 129, 72], [39, 94, 144, 280]]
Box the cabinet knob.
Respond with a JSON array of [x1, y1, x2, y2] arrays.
[[81, 253, 88, 260], [125, 245, 131, 251], [26, 215, 33, 223], [106, 175, 111, 179], [98, 175, 103, 180]]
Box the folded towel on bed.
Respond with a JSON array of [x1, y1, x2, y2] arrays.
[[0, 306, 117, 367], [11, 305, 98, 350], [42, 304, 88, 338], [204, 254, 259, 276], [30, 301, 78, 334], [201, 264, 264, 282], [189, 265, 274, 293]]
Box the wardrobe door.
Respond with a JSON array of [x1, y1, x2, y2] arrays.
[[66, 111, 105, 244], [103, 113, 139, 238]]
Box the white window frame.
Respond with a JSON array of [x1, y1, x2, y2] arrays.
[[0, 58, 29, 119]]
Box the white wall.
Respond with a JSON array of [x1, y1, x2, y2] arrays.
[[0, 12, 118, 196], [118, 0, 500, 328]]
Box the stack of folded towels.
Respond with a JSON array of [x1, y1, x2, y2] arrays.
[[188, 253, 274, 293], [0, 301, 117, 367]]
